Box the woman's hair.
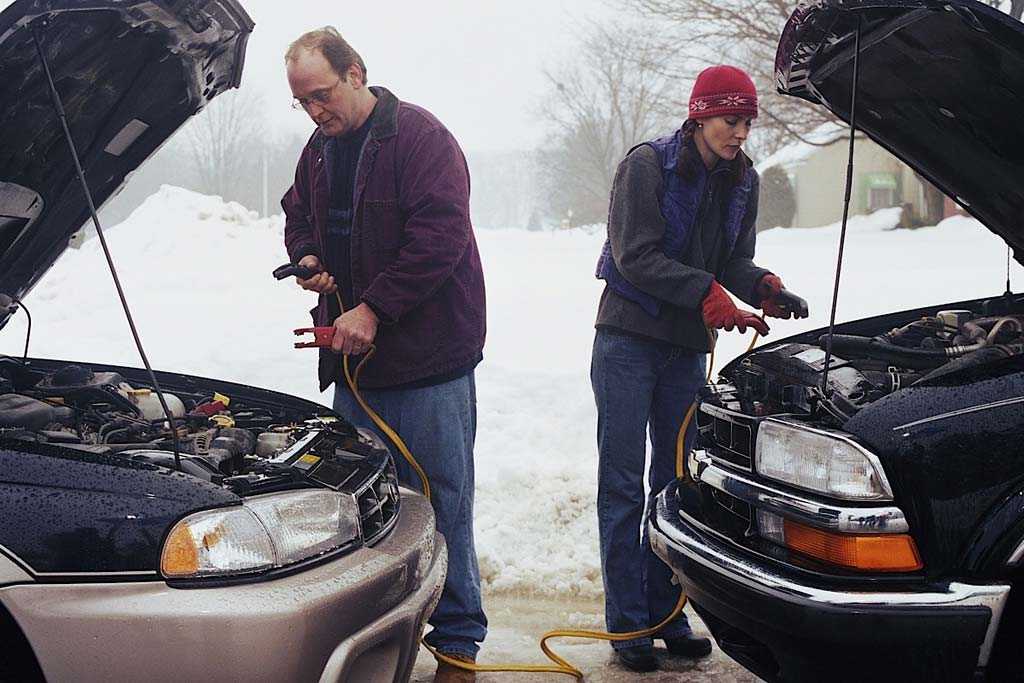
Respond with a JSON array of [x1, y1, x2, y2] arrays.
[[677, 119, 749, 187]]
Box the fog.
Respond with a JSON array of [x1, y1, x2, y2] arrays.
[[236, 0, 618, 152]]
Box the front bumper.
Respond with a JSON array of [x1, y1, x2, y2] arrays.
[[650, 484, 1009, 682], [0, 489, 446, 683]]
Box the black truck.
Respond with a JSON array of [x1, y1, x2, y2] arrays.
[[650, 1, 1024, 681]]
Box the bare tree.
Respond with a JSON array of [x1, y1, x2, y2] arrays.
[[183, 88, 267, 202], [626, 0, 837, 157], [537, 22, 679, 224]]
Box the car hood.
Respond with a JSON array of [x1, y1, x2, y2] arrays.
[[0, 0, 253, 329], [775, 0, 1024, 262]]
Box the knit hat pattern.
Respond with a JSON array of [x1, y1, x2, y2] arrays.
[[688, 65, 758, 120]]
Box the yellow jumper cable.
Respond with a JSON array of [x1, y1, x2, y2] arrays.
[[333, 291, 431, 501], [331, 287, 761, 678]]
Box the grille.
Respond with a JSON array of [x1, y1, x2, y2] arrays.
[[711, 487, 752, 524], [696, 405, 754, 470], [357, 459, 401, 545]]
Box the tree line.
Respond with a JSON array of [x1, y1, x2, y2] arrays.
[[535, 0, 1023, 230], [100, 0, 1022, 233]]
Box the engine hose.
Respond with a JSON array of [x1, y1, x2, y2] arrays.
[[818, 334, 986, 370], [333, 288, 760, 678]]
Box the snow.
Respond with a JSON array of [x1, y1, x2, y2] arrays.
[[2, 187, 1022, 597]]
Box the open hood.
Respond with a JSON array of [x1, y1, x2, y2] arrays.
[[776, 0, 1024, 263], [0, 0, 253, 328]]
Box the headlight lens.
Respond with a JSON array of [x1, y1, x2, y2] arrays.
[[754, 420, 892, 501], [161, 490, 361, 579], [161, 507, 275, 578]]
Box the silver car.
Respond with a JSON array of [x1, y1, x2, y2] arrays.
[[0, 1, 445, 680]]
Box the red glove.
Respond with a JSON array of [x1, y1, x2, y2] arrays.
[[758, 274, 783, 300], [701, 281, 770, 335], [757, 274, 792, 320]]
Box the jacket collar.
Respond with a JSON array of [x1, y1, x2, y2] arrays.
[[366, 86, 399, 140], [314, 85, 399, 153]]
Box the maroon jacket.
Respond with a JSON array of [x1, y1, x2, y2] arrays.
[[282, 87, 486, 390]]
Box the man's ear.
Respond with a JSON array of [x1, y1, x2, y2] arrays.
[[348, 64, 364, 88]]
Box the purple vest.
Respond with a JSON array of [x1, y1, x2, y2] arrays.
[[595, 130, 754, 317]]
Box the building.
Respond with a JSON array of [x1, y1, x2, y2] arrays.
[[756, 122, 958, 230]]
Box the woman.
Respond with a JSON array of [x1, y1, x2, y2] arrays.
[[591, 65, 794, 673]]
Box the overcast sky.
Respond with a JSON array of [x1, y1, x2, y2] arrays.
[[238, 0, 618, 152]]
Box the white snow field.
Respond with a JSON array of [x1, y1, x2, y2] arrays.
[[2, 187, 1021, 597]]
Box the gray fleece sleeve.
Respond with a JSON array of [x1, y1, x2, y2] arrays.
[[608, 146, 714, 310], [720, 172, 771, 307]]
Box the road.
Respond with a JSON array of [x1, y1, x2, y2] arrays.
[[411, 594, 760, 682]]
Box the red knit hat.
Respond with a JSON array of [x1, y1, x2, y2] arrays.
[[688, 65, 758, 120]]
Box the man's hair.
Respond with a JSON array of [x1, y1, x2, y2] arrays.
[[285, 27, 367, 84]]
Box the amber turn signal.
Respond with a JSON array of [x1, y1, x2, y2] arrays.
[[783, 517, 923, 572], [161, 522, 200, 576]]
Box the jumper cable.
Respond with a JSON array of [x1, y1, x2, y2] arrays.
[[282, 258, 762, 677]]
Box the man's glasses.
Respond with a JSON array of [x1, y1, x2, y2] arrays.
[[291, 77, 343, 111]]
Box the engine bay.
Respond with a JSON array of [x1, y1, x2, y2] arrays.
[[0, 358, 393, 499], [716, 305, 1024, 426]]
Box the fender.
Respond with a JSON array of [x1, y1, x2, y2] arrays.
[[962, 485, 1024, 577]]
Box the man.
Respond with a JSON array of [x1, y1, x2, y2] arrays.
[[281, 27, 487, 681]]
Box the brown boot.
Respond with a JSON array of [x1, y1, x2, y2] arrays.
[[433, 652, 476, 682]]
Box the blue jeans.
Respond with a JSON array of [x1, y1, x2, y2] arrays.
[[333, 372, 487, 659], [591, 329, 706, 650]]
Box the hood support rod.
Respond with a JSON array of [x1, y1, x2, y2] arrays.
[[821, 15, 864, 395], [32, 24, 183, 471]]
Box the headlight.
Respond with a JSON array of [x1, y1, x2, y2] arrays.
[[161, 490, 361, 579], [754, 420, 892, 501]]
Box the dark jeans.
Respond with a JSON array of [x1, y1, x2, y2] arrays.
[[333, 372, 487, 659], [591, 329, 706, 650]]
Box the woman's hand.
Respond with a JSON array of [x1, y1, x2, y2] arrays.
[[702, 281, 769, 335], [758, 274, 809, 320]]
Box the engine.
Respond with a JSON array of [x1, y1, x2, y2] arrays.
[[722, 309, 1024, 425], [0, 361, 370, 486]]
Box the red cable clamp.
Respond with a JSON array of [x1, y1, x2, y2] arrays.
[[294, 327, 334, 349]]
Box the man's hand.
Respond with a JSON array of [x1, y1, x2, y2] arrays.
[[331, 303, 379, 356], [296, 255, 337, 295]]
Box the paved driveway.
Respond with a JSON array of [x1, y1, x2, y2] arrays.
[[411, 594, 760, 682]]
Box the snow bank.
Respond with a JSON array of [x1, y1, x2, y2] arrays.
[[2, 188, 1021, 597], [6, 186, 317, 397]]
